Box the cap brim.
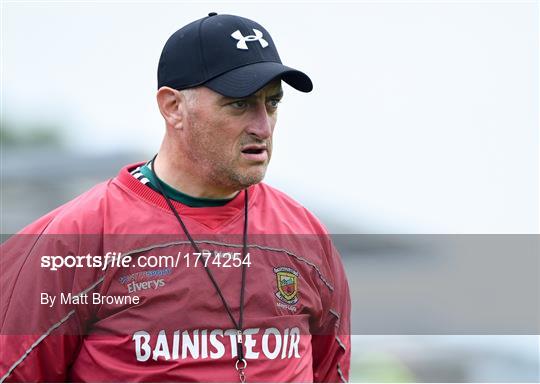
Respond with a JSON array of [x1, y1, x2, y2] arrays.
[[204, 61, 313, 98]]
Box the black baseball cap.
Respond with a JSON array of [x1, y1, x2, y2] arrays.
[[157, 13, 313, 97]]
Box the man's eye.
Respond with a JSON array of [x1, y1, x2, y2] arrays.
[[231, 100, 248, 109], [267, 99, 281, 108]]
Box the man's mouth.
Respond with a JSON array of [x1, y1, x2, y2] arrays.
[[241, 145, 268, 162], [242, 148, 265, 155]]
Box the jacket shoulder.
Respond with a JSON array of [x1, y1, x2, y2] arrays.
[[254, 183, 329, 235]]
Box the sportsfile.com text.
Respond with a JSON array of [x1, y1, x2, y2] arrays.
[[40, 251, 252, 271]]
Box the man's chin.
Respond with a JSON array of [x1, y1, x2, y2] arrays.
[[232, 168, 267, 189]]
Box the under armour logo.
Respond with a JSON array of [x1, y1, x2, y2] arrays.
[[231, 29, 269, 50]]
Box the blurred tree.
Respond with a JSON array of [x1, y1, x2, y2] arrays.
[[351, 351, 415, 382], [1, 120, 63, 148]]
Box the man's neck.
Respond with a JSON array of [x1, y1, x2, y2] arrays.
[[153, 151, 238, 200]]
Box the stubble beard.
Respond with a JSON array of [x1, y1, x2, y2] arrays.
[[186, 121, 270, 192]]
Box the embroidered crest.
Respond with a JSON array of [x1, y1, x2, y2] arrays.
[[274, 266, 299, 305]]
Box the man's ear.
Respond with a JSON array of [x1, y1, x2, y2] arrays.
[[156, 87, 185, 130]]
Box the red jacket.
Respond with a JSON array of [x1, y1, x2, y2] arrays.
[[1, 163, 350, 382]]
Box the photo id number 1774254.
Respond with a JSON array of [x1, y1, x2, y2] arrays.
[[182, 251, 251, 268]]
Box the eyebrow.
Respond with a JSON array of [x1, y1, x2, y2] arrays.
[[220, 89, 283, 103], [246, 89, 283, 100], [268, 90, 284, 99]]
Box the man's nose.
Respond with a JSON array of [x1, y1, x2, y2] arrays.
[[246, 102, 273, 139]]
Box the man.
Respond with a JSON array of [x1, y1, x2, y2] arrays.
[[1, 13, 350, 382]]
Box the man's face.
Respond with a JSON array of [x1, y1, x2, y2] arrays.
[[181, 80, 283, 191]]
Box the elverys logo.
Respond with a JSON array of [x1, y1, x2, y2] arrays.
[[231, 29, 269, 50], [118, 268, 170, 293], [127, 279, 165, 294], [274, 266, 299, 305]]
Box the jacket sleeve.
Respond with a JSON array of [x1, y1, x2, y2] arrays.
[[0, 213, 102, 382], [311, 241, 351, 383]]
